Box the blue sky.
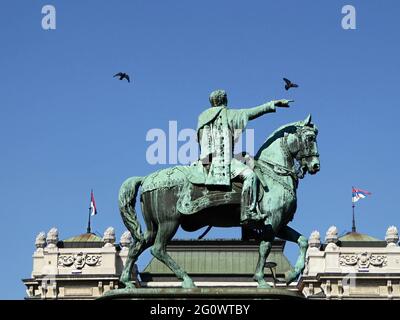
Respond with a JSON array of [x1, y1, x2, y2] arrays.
[[0, 1, 399, 299]]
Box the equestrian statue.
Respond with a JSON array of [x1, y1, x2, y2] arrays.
[[118, 89, 320, 289]]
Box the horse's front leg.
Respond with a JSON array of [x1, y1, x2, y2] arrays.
[[253, 225, 274, 289], [277, 225, 308, 284]]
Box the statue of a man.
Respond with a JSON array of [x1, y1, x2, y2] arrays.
[[196, 89, 292, 224]]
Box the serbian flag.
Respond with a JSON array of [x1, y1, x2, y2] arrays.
[[90, 190, 97, 216], [352, 187, 372, 203]]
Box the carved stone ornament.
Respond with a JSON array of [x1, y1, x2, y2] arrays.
[[308, 230, 321, 248], [339, 252, 387, 269], [385, 226, 399, 247], [58, 252, 102, 269], [103, 227, 116, 247], [325, 226, 338, 244], [35, 232, 47, 250], [46, 228, 59, 248], [120, 231, 132, 249]]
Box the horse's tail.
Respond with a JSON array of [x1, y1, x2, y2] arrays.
[[119, 176, 144, 243]]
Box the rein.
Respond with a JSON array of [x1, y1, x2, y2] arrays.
[[254, 127, 317, 195], [254, 159, 297, 198], [256, 158, 298, 182]]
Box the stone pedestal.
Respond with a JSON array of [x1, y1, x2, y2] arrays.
[[99, 287, 304, 300]]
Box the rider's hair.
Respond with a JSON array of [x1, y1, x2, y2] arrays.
[[209, 90, 228, 107]]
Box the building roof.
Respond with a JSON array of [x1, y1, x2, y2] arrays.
[[63, 233, 103, 242], [60, 233, 104, 248], [339, 232, 380, 242], [141, 239, 293, 281], [337, 231, 386, 248]]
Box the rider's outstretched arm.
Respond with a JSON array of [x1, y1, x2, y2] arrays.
[[245, 101, 277, 120], [244, 99, 292, 120]]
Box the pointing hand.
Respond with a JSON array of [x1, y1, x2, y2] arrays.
[[274, 99, 294, 108]]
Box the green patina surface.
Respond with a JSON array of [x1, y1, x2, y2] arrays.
[[116, 90, 321, 290]]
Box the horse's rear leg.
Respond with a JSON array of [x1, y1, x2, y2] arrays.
[[151, 221, 195, 289], [121, 224, 156, 288]]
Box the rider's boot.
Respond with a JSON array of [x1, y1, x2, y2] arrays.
[[240, 170, 258, 225]]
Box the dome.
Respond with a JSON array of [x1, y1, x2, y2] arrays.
[[338, 231, 385, 248], [339, 231, 380, 242], [63, 233, 102, 242], [61, 233, 103, 248]]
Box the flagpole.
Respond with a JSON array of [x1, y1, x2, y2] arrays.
[[87, 189, 92, 234], [87, 207, 91, 234], [352, 186, 356, 233]]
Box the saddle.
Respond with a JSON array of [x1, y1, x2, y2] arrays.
[[176, 179, 265, 217], [177, 181, 243, 215]]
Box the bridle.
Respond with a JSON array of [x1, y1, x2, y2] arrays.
[[293, 126, 319, 161], [255, 125, 319, 184]]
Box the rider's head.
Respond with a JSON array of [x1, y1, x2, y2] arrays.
[[209, 90, 228, 107]]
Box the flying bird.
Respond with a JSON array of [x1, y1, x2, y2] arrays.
[[114, 72, 131, 83], [283, 78, 298, 91]]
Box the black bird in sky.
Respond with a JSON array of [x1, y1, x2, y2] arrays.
[[114, 72, 131, 83], [283, 78, 298, 90]]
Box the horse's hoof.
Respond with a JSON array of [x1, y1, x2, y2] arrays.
[[257, 280, 271, 289], [122, 281, 136, 289], [182, 278, 196, 289]]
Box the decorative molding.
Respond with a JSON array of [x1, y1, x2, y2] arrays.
[[58, 252, 102, 269], [339, 252, 387, 269]]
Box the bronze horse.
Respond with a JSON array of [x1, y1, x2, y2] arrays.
[[119, 115, 320, 289]]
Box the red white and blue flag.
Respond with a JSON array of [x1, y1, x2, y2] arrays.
[[90, 190, 97, 216], [352, 187, 371, 203]]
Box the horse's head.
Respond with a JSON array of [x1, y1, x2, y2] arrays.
[[255, 115, 320, 179], [287, 114, 320, 177]]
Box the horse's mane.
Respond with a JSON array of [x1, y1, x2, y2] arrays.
[[254, 120, 303, 160]]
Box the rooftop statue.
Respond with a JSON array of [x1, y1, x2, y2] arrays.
[[118, 90, 320, 289]]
